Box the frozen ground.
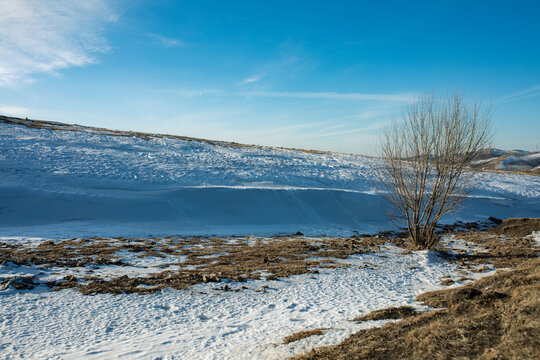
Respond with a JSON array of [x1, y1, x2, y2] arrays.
[[0, 240, 493, 360], [1, 121, 539, 238], [0, 120, 539, 359]]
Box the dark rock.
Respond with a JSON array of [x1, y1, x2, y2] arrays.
[[488, 216, 503, 225], [63, 275, 77, 282], [1, 276, 38, 290]]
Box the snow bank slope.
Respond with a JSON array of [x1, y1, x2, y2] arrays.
[[1, 120, 539, 237]]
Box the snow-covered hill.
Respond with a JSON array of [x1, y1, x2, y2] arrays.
[[472, 148, 540, 174], [1, 116, 539, 238], [1, 116, 539, 360]]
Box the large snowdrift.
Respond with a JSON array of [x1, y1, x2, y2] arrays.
[[1, 120, 539, 238]]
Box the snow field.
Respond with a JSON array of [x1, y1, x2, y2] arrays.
[[1, 122, 539, 238], [0, 120, 539, 359], [1, 243, 482, 360]]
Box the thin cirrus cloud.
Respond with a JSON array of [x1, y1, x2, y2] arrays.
[[0, 0, 117, 87], [237, 91, 415, 102], [147, 33, 184, 47], [307, 120, 392, 139], [241, 75, 263, 84], [495, 84, 540, 104], [167, 89, 416, 102]]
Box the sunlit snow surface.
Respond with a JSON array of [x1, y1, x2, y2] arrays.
[[0, 122, 539, 359], [0, 243, 492, 360], [1, 122, 539, 238]]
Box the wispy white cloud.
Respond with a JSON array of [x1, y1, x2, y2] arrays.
[[307, 120, 391, 139], [0, 0, 117, 87], [166, 89, 416, 102], [496, 84, 540, 104], [236, 40, 317, 88], [241, 75, 262, 84], [239, 91, 415, 102], [0, 105, 31, 117], [163, 105, 395, 154], [147, 33, 184, 47], [161, 89, 220, 97]]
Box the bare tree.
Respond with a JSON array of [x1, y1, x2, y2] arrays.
[[376, 93, 493, 249]]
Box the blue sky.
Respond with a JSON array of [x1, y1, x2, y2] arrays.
[[1, 0, 539, 153]]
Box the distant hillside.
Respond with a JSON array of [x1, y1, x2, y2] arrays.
[[2, 115, 538, 176], [0, 115, 332, 155], [471, 148, 540, 175]]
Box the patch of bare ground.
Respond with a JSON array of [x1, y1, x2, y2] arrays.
[[293, 218, 540, 360], [0, 235, 390, 295], [438, 218, 540, 270], [472, 166, 540, 176], [283, 328, 328, 344], [353, 306, 419, 322]]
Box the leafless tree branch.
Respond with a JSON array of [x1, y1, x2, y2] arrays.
[[375, 93, 493, 249]]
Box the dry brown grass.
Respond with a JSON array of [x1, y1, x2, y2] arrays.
[[0, 235, 389, 295], [294, 218, 540, 360], [283, 328, 328, 344], [437, 218, 540, 271], [295, 258, 540, 360], [353, 306, 419, 322], [468, 166, 540, 177], [487, 217, 540, 238]]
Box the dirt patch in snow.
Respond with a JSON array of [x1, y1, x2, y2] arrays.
[[437, 218, 540, 271], [487, 217, 540, 238], [0, 235, 390, 295], [2, 218, 537, 296]]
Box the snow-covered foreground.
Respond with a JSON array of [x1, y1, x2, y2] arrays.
[[1, 241, 491, 360], [1, 121, 539, 238], [0, 120, 539, 359]]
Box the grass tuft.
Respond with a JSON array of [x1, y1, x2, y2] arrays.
[[353, 306, 419, 322], [283, 328, 327, 344]]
